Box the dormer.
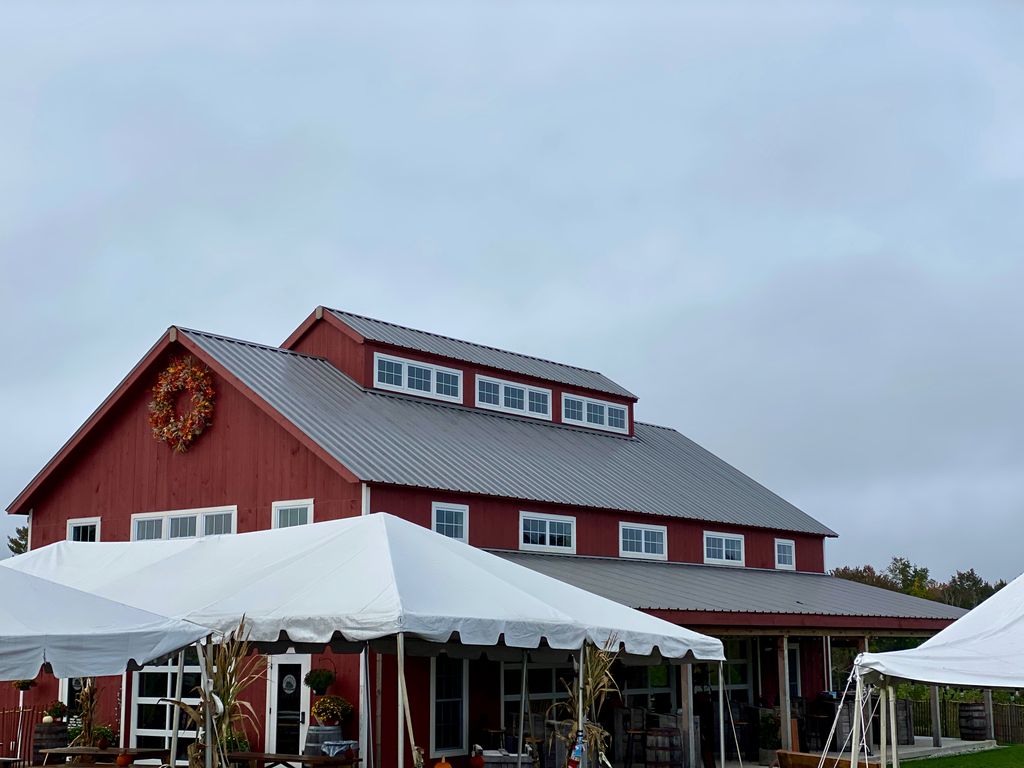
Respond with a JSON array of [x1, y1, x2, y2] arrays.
[[283, 307, 638, 435]]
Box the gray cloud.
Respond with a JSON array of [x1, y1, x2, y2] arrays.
[[1, 1, 1021, 579]]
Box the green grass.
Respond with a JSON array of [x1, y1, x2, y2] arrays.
[[905, 744, 1024, 766]]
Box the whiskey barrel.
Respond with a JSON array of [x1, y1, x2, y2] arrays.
[[958, 702, 989, 741], [33, 722, 70, 764], [303, 725, 342, 755]]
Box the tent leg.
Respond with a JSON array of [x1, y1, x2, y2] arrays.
[[169, 650, 185, 766], [15, 690, 24, 763], [397, 642, 405, 768], [197, 644, 214, 768], [516, 650, 528, 768], [577, 644, 586, 763], [888, 686, 899, 768], [360, 646, 372, 768], [879, 687, 887, 768], [718, 661, 726, 768], [850, 675, 863, 768]]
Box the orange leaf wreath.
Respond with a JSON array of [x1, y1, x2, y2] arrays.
[[148, 356, 215, 453]]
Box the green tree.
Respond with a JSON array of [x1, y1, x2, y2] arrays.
[[6, 525, 28, 556], [885, 556, 938, 599], [830, 564, 898, 591]]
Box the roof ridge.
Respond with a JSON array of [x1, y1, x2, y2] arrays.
[[326, 307, 609, 378], [490, 549, 834, 576], [178, 327, 328, 362]]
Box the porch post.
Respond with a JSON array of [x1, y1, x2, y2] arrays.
[[516, 650, 528, 768], [878, 687, 887, 768], [717, 661, 726, 768], [887, 685, 899, 768], [826, 636, 833, 691], [984, 689, 995, 740], [777, 636, 791, 751], [930, 685, 941, 748], [679, 664, 695, 768]]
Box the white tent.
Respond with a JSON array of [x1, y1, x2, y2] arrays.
[[856, 570, 1024, 687], [0, 566, 208, 679], [2, 513, 724, 661]]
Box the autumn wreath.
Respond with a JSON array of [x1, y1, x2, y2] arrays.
[[148, 356, 215, 452]]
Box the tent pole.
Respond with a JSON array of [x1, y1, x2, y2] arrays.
[[516, 650, 528, 768], [375, 653, 382, 768], [850, 675, 863, 768], [361, 645, 373, 768], [15, 689, 24, 763], [169, 649, 185, 766], [397, 637, 405, 768], [879, 686, 887, 768], [718, 661, 726, 768], [888, 685, 899, 768], [197, 643, 213, 768]]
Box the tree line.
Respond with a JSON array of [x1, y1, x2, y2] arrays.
[[832, 556, 1007, 610]]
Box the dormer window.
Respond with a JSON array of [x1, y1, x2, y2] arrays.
[[373, 353, 463, 404], [475, 375, 552, 420], [561, 394, 629, 434]]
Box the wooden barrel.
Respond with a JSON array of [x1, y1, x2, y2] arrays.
[[959, 702, 989, 741], [33, 722, 69, 765], [303, 725, 343, 755]]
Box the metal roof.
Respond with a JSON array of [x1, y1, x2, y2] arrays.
[[183, 329, 836, 536], [497, 552, 966, 621], [327, 308, 637, 399]]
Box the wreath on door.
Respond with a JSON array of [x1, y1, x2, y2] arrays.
[[148, 356, 215, 452]]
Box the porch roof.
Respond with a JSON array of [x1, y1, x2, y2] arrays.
[[496, 551, 966, 630]]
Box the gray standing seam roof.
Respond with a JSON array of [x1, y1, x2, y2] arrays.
[[497, 551, 965, 621], [183, 329, 836, 536], [327, 308, 637, 399]]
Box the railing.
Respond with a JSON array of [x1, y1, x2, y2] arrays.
[[0, 707, 43, 765], [906, 699, 1024, 745]]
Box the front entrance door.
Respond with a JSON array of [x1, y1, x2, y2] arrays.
[[266, 655, 311, 755]]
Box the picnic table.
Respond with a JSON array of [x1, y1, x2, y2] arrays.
[[40, 747, 171, 765], [227, 752, 359, 768]]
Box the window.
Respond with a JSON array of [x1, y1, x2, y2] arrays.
[[501, 662, 574, 727], [560, 393, 629, 434], [66, 517, 101, 542], [707, 639, 754, 703], [621, 664, 676, 712], [131, 648, 201, 762], [619, 522, 667, 560], [519, 512, 576, 553], [131, 507, 236, 541], [775, 539, 796, 570], [475, 375, 552, 420], [272, 499, 314, 529], [703, 531, 745, 566], [373, 353, 462, 403], [432, 502, 468, 543], [430, 655, 468, 757], [788, 644, 802, 699]]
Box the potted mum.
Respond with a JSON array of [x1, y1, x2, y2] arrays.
[[45, 701, 68, 723], [311, 696, 352, 727]]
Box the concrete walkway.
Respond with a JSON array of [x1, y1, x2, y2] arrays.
[[723, 736, 1000, 766]]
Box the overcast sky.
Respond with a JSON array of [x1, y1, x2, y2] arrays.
[[1, 1, 1021, 581]]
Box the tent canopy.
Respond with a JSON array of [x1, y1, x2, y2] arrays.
[[3, 513, 723, 662], [0, 566, 208, 680], [856, 570, 1024, 688]]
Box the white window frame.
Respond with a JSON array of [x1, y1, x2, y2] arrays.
[[474, 374, 552, 421], [618, 522, 667, 561], [703, 530, 745, 566], [560, 393, 629, 434], [66, 516, 102, 542], [519, 511, 576, 554], [372, 352, 463, 404], [431, 502, 469, 543], [130, 506, 237, 541], [271, 498, 315, 529], [130, 652, 201, 763], [429, 655, 470, 758], [775, 538, 796, 570]]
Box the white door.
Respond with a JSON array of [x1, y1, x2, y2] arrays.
[[266, 654, 312, 755]]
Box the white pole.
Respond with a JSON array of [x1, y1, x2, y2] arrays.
[[850, 675, 863, 768], [516, 650, 528, 768], [375, 653, 382, 768], [888, 685, 900, 768], [397, 638, 405, 768], [826, 637, 834, 691], [197, 644, 214, 768], [362, 646, 373, 768], [15, 689, 24, 763], [718, 661, 726, 768], [169, 650, 185, 765], [879, 687, 887, 768]]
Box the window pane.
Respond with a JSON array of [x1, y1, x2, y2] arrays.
[[434, 507, 465, 541], [608, 407, 626, 430], [528, 391, 549, 415], [724, 538, 742, 561], [136, 518, 163, 541], [586, 402, 605, 425], [169, 516, 197, 539], [433, 656, 464, 752], [436, 371, 460, 398], [478, 380, 500, 405], [504, 386, 525, 410], [377, 358, 403, 386], [407, 364, 432, 392], [706, 536, 723, 560], [564, 398, 583, 421], [204, 512, 233, 536], [644, 530, 665, 555], [71, 524, 97, 542], [621, 527, 642, 553], [548, 521, 572, 549], [276, 506, 309, 528], [522, 518, 546, 546]]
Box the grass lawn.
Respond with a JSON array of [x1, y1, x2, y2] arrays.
[[905, 745, 1024, 766]]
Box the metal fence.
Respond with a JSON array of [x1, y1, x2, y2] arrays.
[[0, 707, 43, 765]]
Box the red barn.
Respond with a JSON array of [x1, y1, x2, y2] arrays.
[[5, 307, 961, 766]]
